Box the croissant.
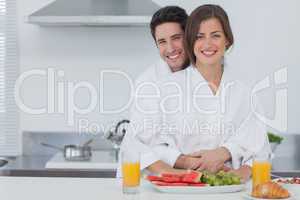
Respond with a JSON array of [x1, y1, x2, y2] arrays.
[[252, 181, 290, 199]]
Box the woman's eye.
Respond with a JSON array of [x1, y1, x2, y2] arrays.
[[212, 34, 221, 38], [196, 34, 204, 39]]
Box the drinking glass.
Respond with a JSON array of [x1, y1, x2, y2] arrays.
[[252, 152, 272, 189], [121, 149, 140, 194]]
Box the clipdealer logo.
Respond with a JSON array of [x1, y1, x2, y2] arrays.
[[14, 68, 134, 126], [251, 67, 288, 132], [14, 67, 288, 133]]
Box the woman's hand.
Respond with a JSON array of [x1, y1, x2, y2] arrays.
[[188, 147, 231, 173], [174, 155, 203, 170], [228, 165, 252, 183]]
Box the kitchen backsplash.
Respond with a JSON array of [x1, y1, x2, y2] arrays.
[[22, 131, 115, 156], [22, 131, 300, 170]]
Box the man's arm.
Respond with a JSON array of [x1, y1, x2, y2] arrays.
[[144, 143, 206, 172], [146, 160, 188, 174], [188, 94, 270, 172]]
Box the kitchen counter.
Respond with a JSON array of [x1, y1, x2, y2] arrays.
[[3, 155, 53, 170], [1, 157, 299, 200], [0, 155, 116, 178], [2, 154, 300, 179], [0, 177, 256, 200]]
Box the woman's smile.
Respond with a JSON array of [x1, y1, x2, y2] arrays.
[[201, 49, 218, 57], [194, 17, 228, 68]]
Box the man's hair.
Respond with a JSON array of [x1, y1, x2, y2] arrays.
[[150, 6, 188, 41]]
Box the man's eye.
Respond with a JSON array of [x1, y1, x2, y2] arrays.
[[173, 36, 182, 40], [158, 41, 166, 45]]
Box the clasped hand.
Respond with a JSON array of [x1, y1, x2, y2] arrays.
[[182, 147, 231, 173]]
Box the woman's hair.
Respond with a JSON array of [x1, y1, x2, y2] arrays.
[[150, 6, 188, 41], [184, 4, 234, 65]]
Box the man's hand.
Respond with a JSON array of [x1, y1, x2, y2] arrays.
[[147, 160, 188, 174], [188, 147, 231, 173]]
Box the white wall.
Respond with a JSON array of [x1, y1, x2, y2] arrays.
[[18, 0, 159, 133], [156, 0, 300, 134], [18, 0, 300, 135]]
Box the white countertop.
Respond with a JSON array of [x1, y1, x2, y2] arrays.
[[45, 152, 117, 169], [0, 176, 257, 200]]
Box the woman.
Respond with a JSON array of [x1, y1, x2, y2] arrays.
[[182, 4, 256, 180], [133, 4, 270, 182]]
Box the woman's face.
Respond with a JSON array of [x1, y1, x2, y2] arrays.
[[193, 17, 229, 68]]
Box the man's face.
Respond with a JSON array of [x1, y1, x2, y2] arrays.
[[154, 22, 188, 72]]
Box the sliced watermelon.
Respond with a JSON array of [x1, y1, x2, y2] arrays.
[[161, 176, 181, 183], [161, 173, 185, 179], [147, 175, 164, 182], [147, 174, 181, 183], [188, 183, 207, 186], [148, 171, 204, 187], [151, 181, 189, 186], [181, 171, 202, 183]]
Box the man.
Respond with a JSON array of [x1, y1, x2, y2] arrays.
[[130, 5, 270, 182], [118, 6, 201, 176], [135, 6, 189, 85]]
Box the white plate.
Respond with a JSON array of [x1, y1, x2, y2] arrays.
[[273, 178, 300, 197], [149, 182, 245, 194], [242, 193, 294, 200]]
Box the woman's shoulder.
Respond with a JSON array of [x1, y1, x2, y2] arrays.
[[223, 65, 252, 91]]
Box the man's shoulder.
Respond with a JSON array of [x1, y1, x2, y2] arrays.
[[160, 66, 193, 84], [135, 60, 169, 85], [135, 65, 157, 85]]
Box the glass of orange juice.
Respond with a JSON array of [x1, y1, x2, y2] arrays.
[[121, 149, 140, 194], [252, 153, 272, 189]]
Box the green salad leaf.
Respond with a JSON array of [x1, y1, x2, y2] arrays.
[[201, 171, 241, 186], [267, 132, 283, 144]]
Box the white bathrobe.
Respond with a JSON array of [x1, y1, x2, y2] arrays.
[[118, 64, 270, 177], [117, 59, 181, 177]]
